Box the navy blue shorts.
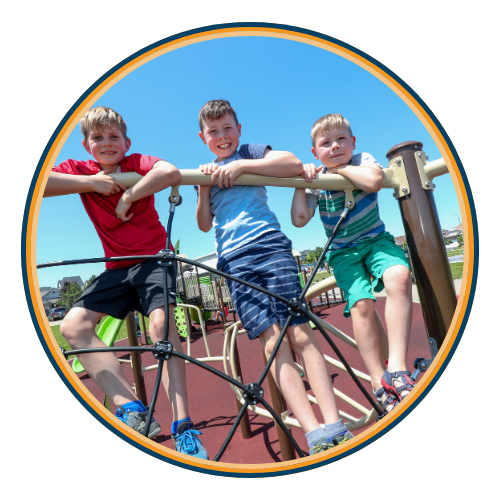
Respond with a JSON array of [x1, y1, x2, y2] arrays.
[[74, 259, 177, 319], [218, 232, 308, 340]]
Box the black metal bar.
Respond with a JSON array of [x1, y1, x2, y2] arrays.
[[213, 402, 251, 461], [299, 206, 350, 301], [43, 199, 378, 461]]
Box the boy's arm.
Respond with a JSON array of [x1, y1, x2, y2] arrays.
[[328, 164, 384, 192], [291, 188, 315, 228], [115, 160, 181, 221], [196, 185, 214, 232], [211, 148, 303, 189], [43, 171, 128, 198]]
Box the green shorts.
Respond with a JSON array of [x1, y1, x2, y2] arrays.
[[327, 231, 410, 318]]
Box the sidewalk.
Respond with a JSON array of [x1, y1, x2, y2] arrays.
[[374, 278, 462, 303]]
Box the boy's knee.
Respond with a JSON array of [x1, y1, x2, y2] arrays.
[[60, 309, 95, 345], [261, 332, 288, 358], [148, 307, 177, 341], [288, 325, 313, 351], [385, 265, 411, 291], [351, 298, 374, 317]]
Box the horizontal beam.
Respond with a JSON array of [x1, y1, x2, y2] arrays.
[[109, 158, 448, 190], [424, 157, 448, 180]]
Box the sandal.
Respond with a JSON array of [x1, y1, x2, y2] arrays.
[[381, 368, 416, 402], [374, 386, 399, 413]]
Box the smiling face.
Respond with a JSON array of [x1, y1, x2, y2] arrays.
[[312, 126, 356, 171], [82, 126, 131, 171], [198, 114, 241, 161]]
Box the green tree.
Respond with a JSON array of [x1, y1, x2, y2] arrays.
[[305, 247, 325, 265], [84, 275, 96, 291], [305, 252, 315, 264], [457, 235, 463, 245], [175, 239, 180, 254], [57, 281, 83, 310]]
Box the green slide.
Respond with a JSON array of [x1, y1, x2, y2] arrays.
[[72, 316, 124, 374]]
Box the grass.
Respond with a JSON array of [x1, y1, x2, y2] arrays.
[[447, 248, 464, 256], [450, 262, 464, 280]]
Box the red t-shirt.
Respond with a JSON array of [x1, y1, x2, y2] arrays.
[[53, 154, 169, 269]]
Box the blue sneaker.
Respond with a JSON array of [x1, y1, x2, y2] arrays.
[[116, 401, 161, 439], [173, 420, 209, 460]]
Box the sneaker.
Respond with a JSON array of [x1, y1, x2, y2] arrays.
[[329, 430, 353, 446], [309, 431, 354, 455], [116, 403, 162, 439], [173, 420, 209, 460], [310, 437, 333, 455]]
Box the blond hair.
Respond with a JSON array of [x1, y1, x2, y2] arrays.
[[311, 114, 352, 147], [198, 99, 238, 131], [80, 107, 128, 145]]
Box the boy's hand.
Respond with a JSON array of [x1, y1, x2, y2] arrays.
[[92, 170, 127, 196], [115, 191, 134, 221], [301, 163, 322, 182], [211, 160, 245, 189], [199, 163, 218, 175], [199, 164, 216, 191]]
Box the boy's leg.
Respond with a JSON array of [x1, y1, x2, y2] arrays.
[[148, 304, 208, 459], [260, 324, 351, 453], [364, 234, 414, 400], [350, 299, 386, 392], [286, 323, 341, 425], [148, 305, 189, 423], [260, 323, 321, 434], [61, 307, 138, 405], [382, 264, 413, 394]]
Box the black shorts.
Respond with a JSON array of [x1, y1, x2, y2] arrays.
[[74, 259, 177, 319]]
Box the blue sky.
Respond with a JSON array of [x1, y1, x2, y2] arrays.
[[36, 36, 461, 287]]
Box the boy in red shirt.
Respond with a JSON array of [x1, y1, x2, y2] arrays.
[[45, 107, 208, 459]]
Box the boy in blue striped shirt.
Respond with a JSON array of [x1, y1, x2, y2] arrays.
[[292, 113, 415, 413], [196, 100, 351, 455]]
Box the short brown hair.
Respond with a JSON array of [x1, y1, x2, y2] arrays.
[[198, 99, 239, 131], [311, 113, 352, 147], [80, 107, 129, 145]]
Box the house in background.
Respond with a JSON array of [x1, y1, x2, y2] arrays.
[[57, 276, 84, 291], [40, 287, 61, 311], [443, 223, 463, 249], [394, 235, 406, 248]]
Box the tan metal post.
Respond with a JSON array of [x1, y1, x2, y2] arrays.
[[194, 266, 206, 328], [125, 311, 148, 403], [216, 279, 229, 326], [232, 341, 252, 439], [302, 270, 313, 310], [386, 141, 457, 349], [178, 260, 193, 335]]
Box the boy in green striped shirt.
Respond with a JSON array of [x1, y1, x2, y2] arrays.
[[291, 113, 415, 413]]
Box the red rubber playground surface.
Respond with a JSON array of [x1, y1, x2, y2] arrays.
[[77, 297, 430, 464]]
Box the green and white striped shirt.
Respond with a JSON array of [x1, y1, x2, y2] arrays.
[[305, 152, 385, 252]]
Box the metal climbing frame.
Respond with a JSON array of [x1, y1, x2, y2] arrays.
[[38, 142, 456, 462]]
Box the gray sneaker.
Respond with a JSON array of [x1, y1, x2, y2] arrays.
[[116, 405, 162, 438], [310, 431, 354, 455]]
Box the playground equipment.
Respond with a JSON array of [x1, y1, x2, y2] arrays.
[[38, 141, 456, 462], [176, 256, 235, 328]]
